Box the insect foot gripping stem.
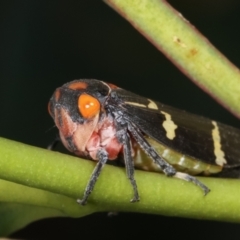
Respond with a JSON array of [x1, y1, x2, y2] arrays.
[[77, 149, 108, 205], [174, 172, 210, 195]]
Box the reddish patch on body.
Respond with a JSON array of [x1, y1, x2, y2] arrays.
[[56, 109, 123, 161], [54, 88, 61, 101], [67, 81, 88, 90], [85, 116, 123, 160], [107, 83, 118, 90], [55, 108, 77, 137]]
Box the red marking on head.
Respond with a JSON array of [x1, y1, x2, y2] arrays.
[[48, 89, 61, 117], [47, 102, 52, 116], [78, 93, 100, 119], [68, 81, 88, 90], [55, 108, 77, 137]]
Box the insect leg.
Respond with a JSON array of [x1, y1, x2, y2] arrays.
[[174, 172, 210, 195], [77, 148, 108, 205], [127, 122, 176, 176], [116, 127, 140, 202], [47, 134, 61, 150], [127, 122, 210, 195]]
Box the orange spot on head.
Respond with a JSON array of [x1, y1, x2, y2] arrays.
[[78, 93, 100, 119], [68, 81, 88, 90]]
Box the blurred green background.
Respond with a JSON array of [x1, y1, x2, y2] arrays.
[[1, 0, 240, 238]]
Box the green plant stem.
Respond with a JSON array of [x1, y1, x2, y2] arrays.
[[104, 0, 240, 118], [1, 137, 240, 223]]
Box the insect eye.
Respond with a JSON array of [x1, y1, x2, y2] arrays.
[[78, 93, 100, 118]]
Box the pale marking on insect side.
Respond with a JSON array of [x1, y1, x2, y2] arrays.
[[161, 111, 178, 140], [147, 99, 158, 110], [125, 101, 147, 108], [193, 162, 200, 169], [162, 149, 169, 158], [211, 121, 227, 166], [178, 156, 185, 166], [134, 149, 143, 165]]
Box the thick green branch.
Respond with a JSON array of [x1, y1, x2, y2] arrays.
[[104, 0, 240, 118], [1, 137, 240, 224]]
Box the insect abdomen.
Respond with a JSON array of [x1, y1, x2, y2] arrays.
[[133, 136, 222, 176]]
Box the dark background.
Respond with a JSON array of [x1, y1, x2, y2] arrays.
[[1, 0, 240, 238]]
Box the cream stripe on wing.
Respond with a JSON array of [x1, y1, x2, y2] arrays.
[[148, 99, 158, 110], [161, 111, 178, 140], [211, 121, 227, 166], [125, 101, 147, 108]]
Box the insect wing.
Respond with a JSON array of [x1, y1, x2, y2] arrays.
[[112, 87, 240, 168]]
